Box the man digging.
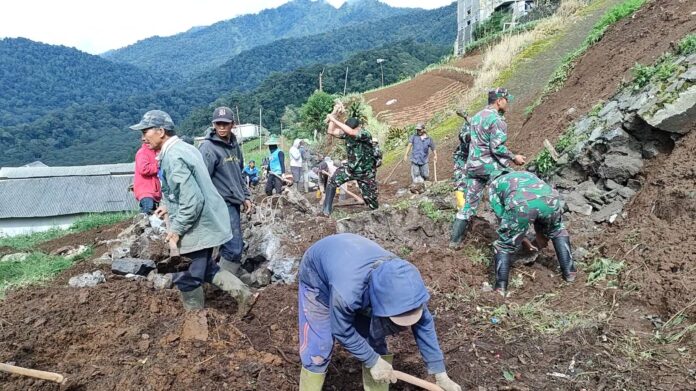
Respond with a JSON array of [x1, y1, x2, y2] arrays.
[[487, 169, 577, 295], [297, 233, 461, 391], [403, 122, 437, 193], [130, 110, 257, 316], [450, 88, 527, 249], [323, 107, 379, 216]]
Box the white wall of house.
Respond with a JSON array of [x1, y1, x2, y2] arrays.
[[0, 214, 83, 237]]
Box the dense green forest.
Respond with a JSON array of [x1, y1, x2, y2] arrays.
[[0, 38, 179, 127], [0, 3, 456, 166], [103, 0, 410, 78]]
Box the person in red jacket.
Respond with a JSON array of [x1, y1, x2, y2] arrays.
[[134, 138, 162, 214]]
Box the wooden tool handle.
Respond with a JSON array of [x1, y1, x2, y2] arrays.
[[0, 363, 65, 383], [394, 370, 443, 391]]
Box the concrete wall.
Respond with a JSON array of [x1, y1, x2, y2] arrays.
[[0, 214, 82, 237], [455, 0, 534, 55]]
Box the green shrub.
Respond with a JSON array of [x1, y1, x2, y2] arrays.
[[532, 149, 556, 176], [676, 34, 696, 55]]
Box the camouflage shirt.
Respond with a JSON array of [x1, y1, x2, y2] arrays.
[[488, 171, 562, 220], [340, 128, 376, 177], [465, 107, 515, 178]]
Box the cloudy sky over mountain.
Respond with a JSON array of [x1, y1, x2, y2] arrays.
[[0, 0, 454, 54]]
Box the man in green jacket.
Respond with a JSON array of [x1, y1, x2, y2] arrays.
[[130, 110, 257, 316]]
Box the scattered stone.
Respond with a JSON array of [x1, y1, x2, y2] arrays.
[[269, 257, 298, 284], [395, 188, 409, 197], [147, 271, 173, 290], [593, 200, 625, 223], [125, 273, 147, 280], [642, 141, 660, 159], [679, 67, 696, 81], [563, 192, 593, 216], [93, 252, 113, 266], [251, 267, 273, 287], [627, 179, 642, 191], [598, 100, 618, 118], [604, 179, 621, 191], [148, 215, 165, 232], [588, 126, 604, 141], [112, 258, 156, 276], [51, 245, 90, 257], [1, 253, 30, 262], [111, 246, 131, 260], [573, 247, 589, 261], [68, 270, 106, 288], [617, 186, 637, 199]]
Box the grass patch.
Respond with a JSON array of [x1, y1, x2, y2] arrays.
[[487, 293, 597, 334], [418, 200, 451, 223], [543, 0, 647, 95], [462, 244, 491, 267], [585, 257, 624, 286], [0, 212, 134, 251], [530, 126, 586, 176], [676, 34, 696, 56], [0, 249, 93, 297]]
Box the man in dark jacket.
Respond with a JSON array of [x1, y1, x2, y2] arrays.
[[297, 233, 461, 391], [198, 107, 254, 275]]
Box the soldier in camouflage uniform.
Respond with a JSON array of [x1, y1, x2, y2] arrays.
[[450, 88, 527, 248], [452, 111, 471, 210], [488, 169, 576, 294], [322, 114, 378, 216]]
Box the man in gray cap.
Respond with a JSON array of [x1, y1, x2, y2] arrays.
[[130, 110, 257, 316], [198, 107, 254, 276], [403, 123, 437, 186]]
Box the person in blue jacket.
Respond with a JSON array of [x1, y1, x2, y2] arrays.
[[297, 233, 461, 391], [242, 160, 259, 187]]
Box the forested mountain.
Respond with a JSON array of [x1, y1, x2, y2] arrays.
[[0, 3, 456, 166], [181, 40, 451, 136], [0, 38, 179, 127], [103, 0, 411, 78], [190, 3, 457, 94]]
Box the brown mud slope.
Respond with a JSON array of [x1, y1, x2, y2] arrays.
[[2, 231, 661, 391], [365, 55, 481, 128], [511, 0, 696, 157]]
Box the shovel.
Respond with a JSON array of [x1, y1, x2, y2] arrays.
[[0, 363, 64, 384], [394, 370, 444, 391], [157, 217, 190, 273]]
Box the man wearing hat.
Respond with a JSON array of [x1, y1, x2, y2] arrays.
[[450, 88, 527, 249], [130, 110, 256, 316], [264, 135, 287, 196], [486, 169, 576, 295], [297, 233, 461, 391], [403, 122, 437, 186], [198, 107, 254, 276]]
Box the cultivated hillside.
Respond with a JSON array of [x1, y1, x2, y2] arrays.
[[103, 0, 411, 78]]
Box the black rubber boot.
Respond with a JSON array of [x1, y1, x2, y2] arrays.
[[449, 219, 469, 249], [494, 251, 512, 294], [322, 182, 337, 216], [552, 236, 576, 282]]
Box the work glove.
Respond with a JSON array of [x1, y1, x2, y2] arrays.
[[435, 372, 462, 391], [369, 357, 397, 384]]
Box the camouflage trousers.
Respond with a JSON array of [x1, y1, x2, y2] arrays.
[[494, 196, 568, 254], [455, 176, 488, 221], [452, 164, 467, 192], [331, 167, 379, 210]]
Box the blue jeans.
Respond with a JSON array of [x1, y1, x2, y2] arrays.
[[220, 204, 243, 263], [172, 248, 218, 292], [298, 282, 387, 373], [139, 197, 157, 214]]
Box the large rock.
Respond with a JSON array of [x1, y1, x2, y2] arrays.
[[563, 191, 593, 216], [642, 86, 696, 134], [599, 153, 643, 183], [268, 257, 299, 284], [112, 258, 156, 276], [69, 271, 106, 288], [245, 229, 281, 264]]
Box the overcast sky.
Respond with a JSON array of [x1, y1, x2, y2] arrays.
[[0, 0, 454, 54]]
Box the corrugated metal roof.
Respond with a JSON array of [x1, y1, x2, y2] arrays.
[[0, 175, 138, 218], [0, 163, 134, 179]]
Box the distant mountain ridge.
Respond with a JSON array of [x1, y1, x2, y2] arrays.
[[102, 0, 412, 79], [0, 38, 178, 127]]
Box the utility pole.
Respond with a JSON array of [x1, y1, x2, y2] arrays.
[[343, 66, 349, 95], [259, 107, 262, 151], [376, 58, 386, 88], [236, 105, 242, 147], [319, 67, 325, 92]]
